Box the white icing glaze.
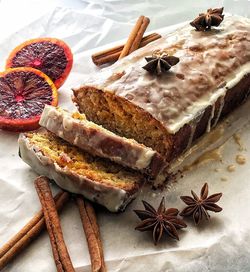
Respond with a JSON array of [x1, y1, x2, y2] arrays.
[[78, 15, 250, 134], [166, 62, 250, 133], [18, 133, 137, 212], [62, 116, 73, 131], [135, 148, 156, 169], [40, 105, 159, 172]]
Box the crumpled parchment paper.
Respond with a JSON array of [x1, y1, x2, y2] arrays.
[[0, 2, 250, 271]]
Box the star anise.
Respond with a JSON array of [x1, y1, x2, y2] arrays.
[[142, 53, 179, 75], [190, 7, 224, 31], [180, 183, 222, 225], [134, 197, 187, 245]]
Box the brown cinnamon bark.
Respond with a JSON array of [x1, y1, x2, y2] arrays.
[[119, 15, 150, 59], [35, 176, 74, 272], [92, 32, 161, 66], [84, 201, 106, 272], [76, 196, 106, 272], [0, 191, 69, 271]]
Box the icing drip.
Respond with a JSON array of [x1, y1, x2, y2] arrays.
[[207, 104, 215, 132], [186, 123, 197, 151], [186, 113, 203, 151], [212, 95, 225, 128]]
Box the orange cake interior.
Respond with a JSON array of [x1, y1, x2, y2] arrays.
[[25, 130, 142, 191], [74, 88, 171, 158]]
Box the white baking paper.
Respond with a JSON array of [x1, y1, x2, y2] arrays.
[[0, 2, 250, 271]]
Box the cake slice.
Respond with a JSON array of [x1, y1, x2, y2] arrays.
[[18, 130, 144, 212], [73, 15, 250, 169], [39, 105, 166, 178]]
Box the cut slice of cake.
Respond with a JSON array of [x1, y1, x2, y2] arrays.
[[73, 15, 250, 170], [18, 130, 144, 212], [39, 105, 166, 178]]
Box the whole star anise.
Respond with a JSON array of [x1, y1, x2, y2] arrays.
[[190, 7, 224, 31], [142, 53, 179, 75], [180, 183, 222, 225], [134, 197, 187, 245]]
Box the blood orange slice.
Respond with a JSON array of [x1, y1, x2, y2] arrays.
[[0, 67, 58, 132], [6, 38, 73, 88]]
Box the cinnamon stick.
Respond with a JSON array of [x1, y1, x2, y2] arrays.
[[76, 196, 106, 272], [119, 15, 150, 59], [92, 32, 161, 66], [35, 176, 74, 272], [0, 190, 69, 271], [84, 202, 105, 271]]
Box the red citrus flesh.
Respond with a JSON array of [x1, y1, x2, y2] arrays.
[[6, 38, 73, 89], [0, 67, 58, 132]]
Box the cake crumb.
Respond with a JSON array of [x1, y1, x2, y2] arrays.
[[227, 164, 236, 172], [151, 193, 157, 198], [233, 133, 244, 151], [235, 154, 246, 165], [221, 177, 228, 181], [214, 168, 222, 172]]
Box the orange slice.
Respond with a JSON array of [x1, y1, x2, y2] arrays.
[[6, 38, 73, 88], [0, 67, 58, 132]]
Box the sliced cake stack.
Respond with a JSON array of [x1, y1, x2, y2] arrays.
[[19, 106, 166, 212]]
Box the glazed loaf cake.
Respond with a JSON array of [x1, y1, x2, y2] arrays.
[[39, 105, 166, 178], [73, 15, 250, 163], [19, 130, 144, 212]]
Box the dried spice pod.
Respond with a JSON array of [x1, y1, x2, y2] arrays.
[[0, 67, 58, 131], [6, 38, 73, 88], [134, 197, 187, 245], [142, 53, 179, 75], [190, 7, 224, 31], [180, 183, 223, 225]]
